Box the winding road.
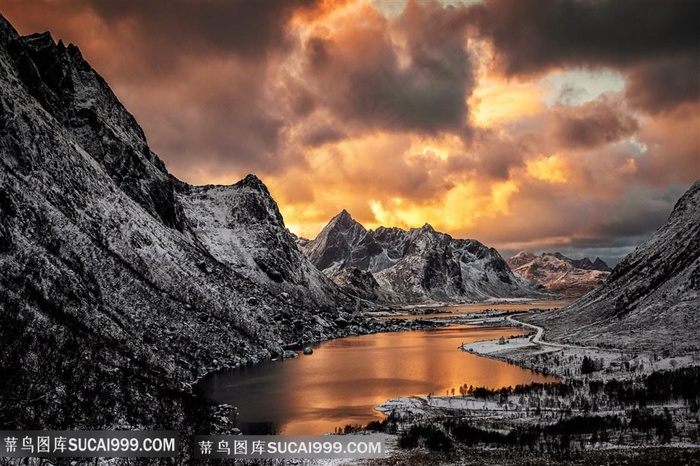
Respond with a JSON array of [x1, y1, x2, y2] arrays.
[[506, 314, 604, 351]]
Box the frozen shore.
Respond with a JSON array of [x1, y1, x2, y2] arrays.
[[370, 311, 700, 464]]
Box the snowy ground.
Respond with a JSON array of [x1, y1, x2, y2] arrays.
[[365, 311, 700, 464], [459, 313, 700, 380], [461, 334, 536, 354]]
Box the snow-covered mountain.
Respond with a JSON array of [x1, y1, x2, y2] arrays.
[[507, 251, 611, 297], [297, 210, 543, 303], [176, 176, 353, 308], [524, 180, 700, 353], [0, 15, 354, 429]]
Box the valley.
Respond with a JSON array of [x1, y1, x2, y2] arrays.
[[0, 8, 698, 466]]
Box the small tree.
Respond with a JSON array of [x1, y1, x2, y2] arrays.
[[581, 356, 597, 374]]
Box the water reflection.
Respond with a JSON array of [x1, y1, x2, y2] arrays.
[[198, 325, 558, 435]]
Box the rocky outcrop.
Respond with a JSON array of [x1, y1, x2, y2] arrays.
[[507, 251, 611, 297]]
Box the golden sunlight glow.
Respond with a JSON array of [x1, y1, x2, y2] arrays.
[[526, 154, 569, 184], [279, 205, 331, 240], [367, 198, 440, 231], [442, 182, 480, 229], [240, 1, 694, 248], [361, 179, 519, 235], [414, 145, 449, 160], [470, 79, 546, 126], [268, 4, 560, 242], [491, 180, 519, 214], [8, 0, 696, 278], [368, 199, 390, 227]]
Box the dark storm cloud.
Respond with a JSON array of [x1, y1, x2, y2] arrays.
[[625, 55, 700, 114], [302, 1, 474, 135], [480, 180, 688, 267], [469, 131, 526, 180], [0, 0, 324, 181], [591, 186, 685, 239], [552, 98, 639, 149], [139, 59, 291, 177], [2, 0, 695, 254], [287, 85, 317, 118], [89, 0, 318, 59], [299, 125, 346, 148], [468, 0, 699, 73], [467, 0, 700, 113]]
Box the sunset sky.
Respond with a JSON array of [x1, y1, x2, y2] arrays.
[[2, 0, 698, 264]]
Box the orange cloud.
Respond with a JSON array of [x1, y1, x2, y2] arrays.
[[3, 0, 696, 266], [470, 78, 546, 126], [526, 154, 569, 184]]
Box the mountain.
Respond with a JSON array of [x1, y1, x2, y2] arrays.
[[506, 251, 611, 297], [176, 176, 352, 308], [0, 15, 354, 430], [524, 180, 700, 353], [297, 210, 543, 303]]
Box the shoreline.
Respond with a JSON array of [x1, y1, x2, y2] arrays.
[[370, 314, 700, 462]]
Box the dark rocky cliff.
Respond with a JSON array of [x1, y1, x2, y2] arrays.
[[0, 15, 354, 431]]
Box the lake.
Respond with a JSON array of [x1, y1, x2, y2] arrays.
[[197, 324, 559, 435]]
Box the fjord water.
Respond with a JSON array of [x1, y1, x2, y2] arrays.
[[198, 324, 558, 435]]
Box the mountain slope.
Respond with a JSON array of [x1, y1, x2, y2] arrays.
[[524, 180, 700, 353], [507, 251, 611, 297], [0, 15, 352, 430], [298, 211, 543, 303], [176, 177, 352, 308]]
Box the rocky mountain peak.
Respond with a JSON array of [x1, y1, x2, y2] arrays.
[[228, 175, 285, 227], [592, 257, 611, 272], [1, 16, 187, 231], [238, 173, 268, 191], [327, 209, 360, 231], [0, 13, 13, 36], [22, 30, 55, 47], [299, 214, 542, 303], [297, 209, 375, 272], [507, 250, 536, 268], [507, 251, 612, 297], [575, 257, 594, 269]]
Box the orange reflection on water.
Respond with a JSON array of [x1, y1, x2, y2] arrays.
[[200, 325, 558, 435]]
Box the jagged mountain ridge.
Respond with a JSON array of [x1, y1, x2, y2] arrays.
[[298, 210, 543, 303], [0, 15, 355, 429], [507, 251, 611, 297], [524, 180, 700, 353], [176, 176, 352, 306]]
